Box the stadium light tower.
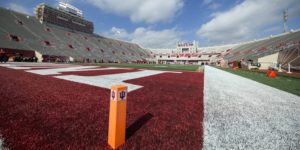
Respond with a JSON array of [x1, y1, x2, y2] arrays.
[[283, 9, 288, 33]]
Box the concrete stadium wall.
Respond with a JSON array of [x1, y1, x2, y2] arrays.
[[258, 52, 278, 70]]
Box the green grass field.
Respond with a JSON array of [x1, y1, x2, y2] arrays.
[[219, 68, 300, 96], [79, 62, 300, 96], [95, 63, 200, 71]]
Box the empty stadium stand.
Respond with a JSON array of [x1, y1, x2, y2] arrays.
[[0, 7, 150, 63], [151, 29, 300, 69], [1, 5, 299, 70], [222, 30, 300, 71]]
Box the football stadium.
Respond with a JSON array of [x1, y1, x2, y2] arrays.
[[0, 0, 300, 149]]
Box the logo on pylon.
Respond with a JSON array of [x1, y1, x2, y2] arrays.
[[111, 90, 116, 101], [119, 90, 127, 100]]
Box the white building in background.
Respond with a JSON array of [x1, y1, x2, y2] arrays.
[[176, 40, 199, 53], [149, 41, 223, 65]]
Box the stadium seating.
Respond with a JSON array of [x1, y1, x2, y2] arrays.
[[2, 7, 299, 68], [0, 7, 150, 63], [223, 31, 300, 63], [278, 45, 300, 70]]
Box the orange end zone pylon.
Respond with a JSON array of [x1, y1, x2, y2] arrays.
[[266, 70, 277, 78], [268, 70, 277, 78], [108, 85, 128, 149]]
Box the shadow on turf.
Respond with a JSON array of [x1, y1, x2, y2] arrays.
[[126, 113, 153, 140]]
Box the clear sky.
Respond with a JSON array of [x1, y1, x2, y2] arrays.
[[1, 0, 300, 49]]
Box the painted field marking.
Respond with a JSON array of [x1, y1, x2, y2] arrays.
[[55, 70, 180, 92], [0, 64, 13, 67], [26, 66, 126, 75], [6, 66, 56, 70], [1, 63, 182, 92], [0, 63, 77, 69], [139, 69, 182, 74]]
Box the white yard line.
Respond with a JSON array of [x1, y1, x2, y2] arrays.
[[55, 70, 175, 92], [26, 66, 125, 75], [204, 66, 300, 150], [2, 62, 77, 67]]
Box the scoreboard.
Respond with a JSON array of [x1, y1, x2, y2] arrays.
[[176, 40, 199, 53], [35, 3, 94, 34]]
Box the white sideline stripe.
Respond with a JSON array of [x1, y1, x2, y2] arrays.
[[0, 63, 78, 68], [5, 62, 86, 68], [7, 66, 55, 70], [6, 62, 76, 67], [55, 70, 172, 92], [0, 64, 12, 67], [203, 66, 300, 149], [25, 66, 126, 75]]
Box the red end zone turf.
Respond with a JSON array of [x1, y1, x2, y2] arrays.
[[0, 66, 204, 149]]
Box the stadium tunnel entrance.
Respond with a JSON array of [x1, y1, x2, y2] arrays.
[[0, 48, 38, 62]]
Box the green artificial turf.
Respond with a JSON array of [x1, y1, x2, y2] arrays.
[[94, 63, 200, 71], [219, 68, 300, 96]]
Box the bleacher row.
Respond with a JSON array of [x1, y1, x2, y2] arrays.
[[0, 7, 150, 62]]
